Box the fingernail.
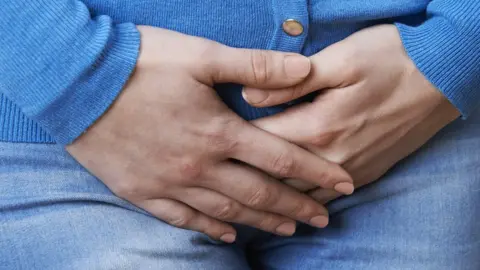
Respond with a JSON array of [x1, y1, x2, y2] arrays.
[[284, 55, 311, 79], [220, 233, 236, 243], [275, 222, 296, 236], [334, 182, 355, 195], [242, 88, 268, 104], [309, 215, 329, 228]]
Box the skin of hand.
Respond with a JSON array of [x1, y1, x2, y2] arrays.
[[66, 26, 354, 243], [243, 24, 461, 203]]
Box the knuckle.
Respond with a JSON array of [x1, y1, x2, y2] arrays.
[[270, 151, 296, 177], [257, 214, 277, 231], [309, 115, 336, 146], [246, 186, 273, 209], [287, 199, 307, 218], [334, 156, 349, 165], [202, 222, 223, 238], [212, 200, 239, 220], [288, 200, 315, 219], [204, 117, 239, 155], [250, 51, 272, 84], [317, 170, 334, 187], [321, 148, 349, 164], [177, 158, 204, 184], [310, 131, 336, 146], [167, 213, 195, 228]]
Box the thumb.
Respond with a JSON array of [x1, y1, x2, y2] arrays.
[[242, 43, 349, 107], [207, 45, 311, 88]]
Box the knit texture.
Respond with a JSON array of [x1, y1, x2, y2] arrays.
[[1, 0, 479, 144]]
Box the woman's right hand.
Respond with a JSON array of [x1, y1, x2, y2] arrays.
[[66, 26, 353, 242]]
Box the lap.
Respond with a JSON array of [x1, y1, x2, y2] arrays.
[[2, 113, 479, 270], [0, 143, 247, 270], [249, 113, 480, 270]]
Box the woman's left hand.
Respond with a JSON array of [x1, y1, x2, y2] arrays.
[[243, 25, 461, 203]]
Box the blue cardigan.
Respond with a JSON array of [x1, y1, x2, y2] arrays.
[[1, 0, 479, 144]]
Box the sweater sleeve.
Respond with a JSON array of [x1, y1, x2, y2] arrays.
[[395, 0, 480, 118], [0, 0, 140, 144]]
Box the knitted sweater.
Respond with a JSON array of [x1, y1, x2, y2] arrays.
[[1, 0, 479, 144]]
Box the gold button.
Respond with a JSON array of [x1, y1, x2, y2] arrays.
[[282, 19, 304, 36]]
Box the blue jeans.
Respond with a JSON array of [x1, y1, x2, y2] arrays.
[[1, 114, 479, 270]]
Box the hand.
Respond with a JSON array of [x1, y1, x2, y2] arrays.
[[66, 26, 353, 242], [244, 25, 460, 203]]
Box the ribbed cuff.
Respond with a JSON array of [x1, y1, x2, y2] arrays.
[[395, 18, 480, 118], [38, 23, 140, 144]]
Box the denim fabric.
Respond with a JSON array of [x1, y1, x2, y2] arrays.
[[1, 112, 479, 269]]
